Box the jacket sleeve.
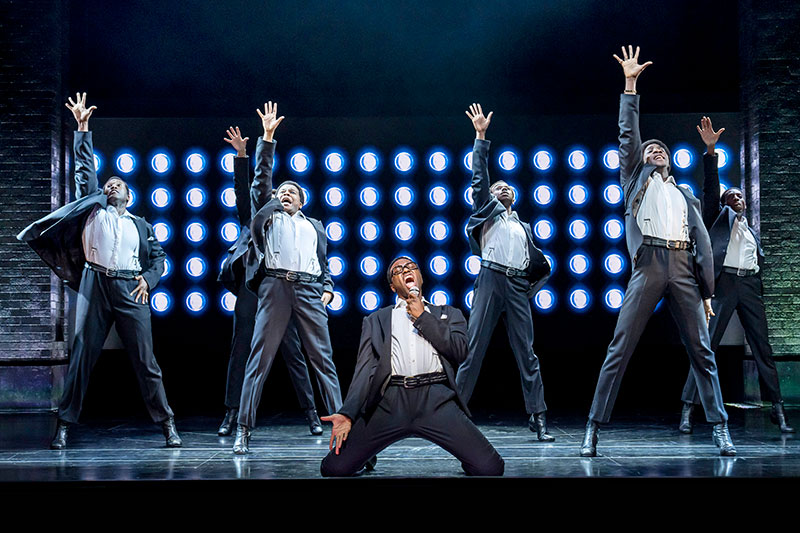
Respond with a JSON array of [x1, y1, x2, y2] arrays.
[[141, 222, 166, 291], [338, 316, 378, 421], [251, 138, 276, 219], [233, 156, 252, 226], [618, 94, 642, 192], [74, 131, 98, 200], [470, 139, 492, 213], [412, 305, 468, 367], [702, 153, 721, 229]]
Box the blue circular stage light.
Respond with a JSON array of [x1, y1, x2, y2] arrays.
[[602, 149, 620, 170], [464, 289, 474, 310], [220, 187, 236, 208], [289, 150, 312, 175], [151, 290, 172, 314], [185, 255, 208, 279], [326, 220, 346, 243], [152, 221, 172, 243], [604, 287, 625, 311], [220, 151, 235, 174], [359, 255, 381, 278], [185, 186, 207, 209], [568, 149, 589, 171], [429, 255, 450, 277], [220, 291, 237, 313], [359, 185, 381, 208], [462, 150, 473, 172], [161, 256, 172, 279], [394, 185, 415, 207], [568, 252, 591, 276], [324, 186, 346, 208], [428, 185, 450, 207], [568, 218, 591, 241], [359, 150, 380, 174], [328, 254, 346, 278], [150, 187, 172, 209], [535, 288, 556, 311], [394, 220, 416, 242], [532, 150, 554, 171], [185, 152, 206, 174], [464, 255, 481, 277], [673, 148, 693, 169], [393, 151, 415, 173], [151, 152, 172, 174], [359, 220, 381, 243], [428, 220, 450, 242], [603, 252, 626, 275], [462, 186, 474, 207], [185, 221, 208, 244], [533, 218, 555, 242], [509, 185, 520, 206], [323, 150, 346, 174], [716, 146, 730, 169], [569, 287, 592, 311], [603, 217, 624, 241], [603, 184, 623, 206], [568, 184, 590, 206], [498, 150, 519, 171], [126, 186, 138, 208], [428, 151, 449, 173], [533, 184, 554, 207], [185, 290, 207, 313], [300, 186, 312, 207], [430, 289, 451, 306], [327, 290, 346, 313], [115, 152, 136, 175], [543, 252, 556, 274], [360, 290, 381, 312], [220, 221, 240, 243], [93, 152, 103, 173]]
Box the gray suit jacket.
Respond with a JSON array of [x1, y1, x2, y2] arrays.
[[218, 155, 253, 294], [339, 303, 470, 422], [618, 94, 714, 299], [465, 139, 550, 298], [16, 131, 165, 291]]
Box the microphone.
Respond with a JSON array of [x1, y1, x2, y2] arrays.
[[408, 286, 420, 297]]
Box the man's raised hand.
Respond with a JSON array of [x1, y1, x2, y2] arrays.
[[224, 126, 249, 157], [696, 116, 725, 153], [65, 92, 97, 132], [465, 103, 493, 140], [613, 45, 653, 79], [256, 101, 285, 142]]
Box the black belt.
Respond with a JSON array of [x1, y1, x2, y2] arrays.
[[722, 266, 758, 277], [642, 236, 692, 251], [85, 262, 140, 279], [262, 268, 322, 284], [480, 259, 527, 278], [389, 372, 448, 389]]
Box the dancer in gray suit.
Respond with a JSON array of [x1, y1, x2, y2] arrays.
[[233, 101, 342, 454], [580, 46, 735, 457], [455, 104, 553, 439]]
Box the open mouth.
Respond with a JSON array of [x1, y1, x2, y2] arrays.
[[403, 273, 416, 289]]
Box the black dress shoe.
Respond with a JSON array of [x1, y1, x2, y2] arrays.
[[528, 412, 556, 442], [50, 420, 69, 450], [580, 420, 599, 457], [770, 401, 795, 433], [712, 422, 736, 456], [305, 408, 323, 436], [678, 402, 694, 434], [218, 408, 238, 436], [365, 454, 378, 471], [233, 425, 251, 455], [161, 417, 183, 448]]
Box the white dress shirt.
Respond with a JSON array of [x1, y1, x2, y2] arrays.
[[636, 171, 689, 241], [723, 215, 760, 272], [82, 205, 141, 271], [265, 210, 322, 276], [390, 299, 443, 377], [480, 210, 530, 270]]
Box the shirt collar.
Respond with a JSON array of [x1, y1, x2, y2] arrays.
[[105, 205, 134, 219], [394, 297, 431, 309], [652, 170, 676, 185]]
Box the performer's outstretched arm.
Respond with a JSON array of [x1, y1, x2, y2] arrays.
[[465, 103, 493, 212], [65, 92, 98, 199], [224, 126, 251, 226], [250, 101, 284, 215], [614, 45, 651, 190], [696, 116, 726, 227]]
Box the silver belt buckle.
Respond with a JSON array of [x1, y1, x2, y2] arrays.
[[402, 376, 417, 389], [285, 270, 299, 282], [737, 268, 748, 277], [505, 267, 514, 277], [105, 268, 117, 278], [665, 240, 678, 250]]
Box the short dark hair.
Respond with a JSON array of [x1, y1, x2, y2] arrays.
[[720, 187, 742, 207], [103, 176, 130, 196], [386, 255, 415, 285], [275, 180, 305, 205]]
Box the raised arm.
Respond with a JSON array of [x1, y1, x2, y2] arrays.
[[465, 103, 493, 212], [697, 116, 726, 227], [614, 46, 651, 189], [66, 92, 98, 199], [224, 126, 252, 226], [250, 101, 284, 215]]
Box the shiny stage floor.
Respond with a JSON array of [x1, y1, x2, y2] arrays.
[[1, 408, 798, 485]]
